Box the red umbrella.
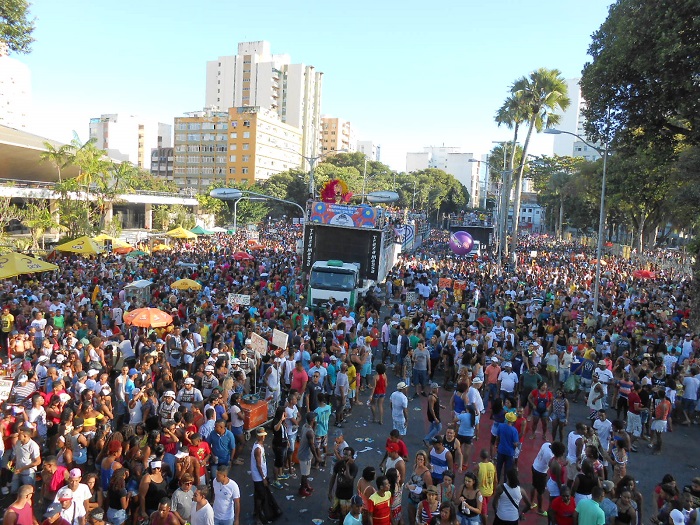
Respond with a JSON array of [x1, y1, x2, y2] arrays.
[[123, 307, 173, 328], [233, 251, 254, 261], [632, 269, 656, 279]]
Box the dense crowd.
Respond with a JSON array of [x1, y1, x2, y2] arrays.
[[0, 221, 699, 525]]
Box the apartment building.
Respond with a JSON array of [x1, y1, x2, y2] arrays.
[[89, 114, 172, 169], [172, 106, 302, 190], [320, 116, 356, 155], [205, 41, 322, 164]]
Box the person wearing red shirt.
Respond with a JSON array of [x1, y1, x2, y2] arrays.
[[367, 476, 392, 525], [290, 361, 309, 398], [625, 384, 643, 452], [379, 430, 408, 471], [187, 433, 211, 486], [549, 486, 576, 525]]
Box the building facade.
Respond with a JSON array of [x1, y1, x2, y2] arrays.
[[172, 106, 303, 191], [320, 116, 356, 154], [406, 146, 480, 207], [89, 114, 172, 169], [356, 140, 380, 161], [205, 41, 322, 165], [150, 147, 174, 182], [552, 78, 602, 162], [0, 42, 31, 130]]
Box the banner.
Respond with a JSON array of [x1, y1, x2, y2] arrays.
[[405, 291, 418, 304], [227, 293, 250, 306], [272, 328, 289, 349], [309, 202, 377, 228], [250, 332, 268, 355], [438, 278, 453, 290], [0, 378, 13, 403]]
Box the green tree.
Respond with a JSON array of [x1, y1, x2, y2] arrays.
[[20, 201, 59, 249], [0, 192, 23, 242], [528, 155, 585, 238], [0, 0, 35, 54], [580, 0, 700, 151], [40, 142, 72, 183], [506, 68, 570, 261]]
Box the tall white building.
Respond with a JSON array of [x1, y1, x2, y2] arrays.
[[89, 114, 172, 169], [205, 41, 323, 165], [406, 146, 480, 206], [0, 42, 31, 129], [357, 140, 380, 161], [552, 78, 602, 162]]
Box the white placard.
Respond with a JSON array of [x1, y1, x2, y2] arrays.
[[0, 378, 14, 403], [271, 328, 288, 350], [250, 332, 269, 355], [227, 293, 250, 306], [405, 291, 418, 304]]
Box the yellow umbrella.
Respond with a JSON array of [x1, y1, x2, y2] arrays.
[[0, 252, 59, 279], [93, 234, 133, 250], [56, 236, 103, 255], [151, 243, 171, 252], [171, 278, 202, 291], [165, 226, 198, 239]]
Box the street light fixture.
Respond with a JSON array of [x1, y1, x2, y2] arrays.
[[209, 188, 306, 230], [545, 128, 609, 315]]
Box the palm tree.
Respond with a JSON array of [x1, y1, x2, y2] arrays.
[[40, 142, 73, 182], [508, 68, 570, 262], [494, 93, 528, 257]]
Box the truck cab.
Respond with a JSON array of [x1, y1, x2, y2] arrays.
[[307, 260, 361, 309], [468, 240, 481, 258]]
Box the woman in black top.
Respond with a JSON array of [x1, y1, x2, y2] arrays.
[[271, 406, 289, 486], [107, 468, 130, 525], [572, 460, 601, 504]]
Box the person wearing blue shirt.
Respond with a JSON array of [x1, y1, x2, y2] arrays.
[[572, 357, 595, 402], [206, 420, 237, 479], [496, 412, 520, 482]]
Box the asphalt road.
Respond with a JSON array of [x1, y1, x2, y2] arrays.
[[232, 369, 700, 525]]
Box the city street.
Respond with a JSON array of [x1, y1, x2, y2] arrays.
[[232, 364, 700, 525]]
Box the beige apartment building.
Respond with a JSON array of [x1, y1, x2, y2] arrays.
[[206, 41, 322, 166], [320, 116, 356, 155], [172, 106, 302, 191]]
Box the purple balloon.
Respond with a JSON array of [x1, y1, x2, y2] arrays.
[[449, 231, 474, 256]]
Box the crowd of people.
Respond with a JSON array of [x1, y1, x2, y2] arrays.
[[0, 220, 699, 525]]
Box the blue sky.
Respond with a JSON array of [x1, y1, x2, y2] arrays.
[[21, 0, 613, 171]]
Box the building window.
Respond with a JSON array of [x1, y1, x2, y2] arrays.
[[230, 121, 237, 128], [243, 131, 250, 138], [229, 167, 236, 174], [242, 143, 249, 150], [229, 155, 237, 162], [230, 132, 237, 139], [242, 167, 249, 174], [242, 155, 250, 162], [187, 134, 200, 141], [188, 123, 201, 130], [230, 144, 237, 150], [216, 144, 227, 152], [243, 120, 251, 127]]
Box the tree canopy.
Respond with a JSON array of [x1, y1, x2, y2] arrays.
[[580, 0, 700, 151], [0, 0, 35, 54]]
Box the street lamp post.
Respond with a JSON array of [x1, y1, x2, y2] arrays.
[[545, 128, 609, 315]]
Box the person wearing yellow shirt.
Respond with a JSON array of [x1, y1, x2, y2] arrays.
[[477, 449, 497, 523], [346, 361, 358, 407], [1, 306, 14, 353]]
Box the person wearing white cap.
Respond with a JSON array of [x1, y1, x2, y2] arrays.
[[158, 391, 180, 427], [390, 382, 409, 436], [497, 362, 519, 401], [201, 365, 219, 399], [177, 378, 203, 409], [10, 373, 36, 409]]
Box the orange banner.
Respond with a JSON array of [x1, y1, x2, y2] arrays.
[[438, 278, 453, 289]]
